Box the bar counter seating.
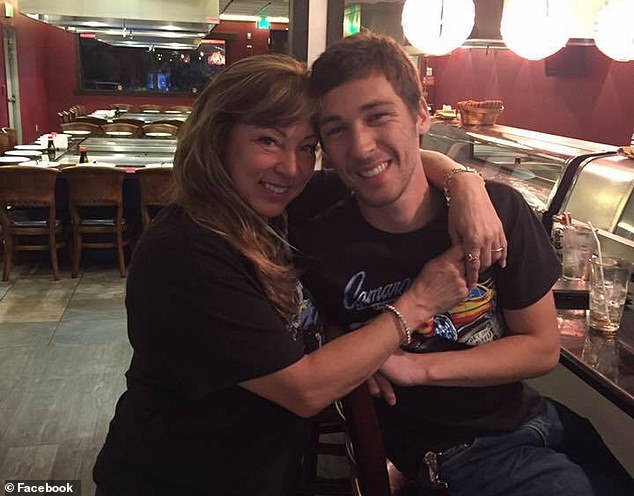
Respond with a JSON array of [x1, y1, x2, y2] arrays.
[[0, 165, 65, 281], [61, 165, 129, 278]]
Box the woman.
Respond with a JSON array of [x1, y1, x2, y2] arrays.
[[93, 55, 503, 496]]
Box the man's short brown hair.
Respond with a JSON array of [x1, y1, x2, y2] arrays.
[[309, 30, 423, 118]]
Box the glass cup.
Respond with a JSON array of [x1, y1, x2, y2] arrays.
[[562, 226, 595, 281], [588, 256, 632, 333]]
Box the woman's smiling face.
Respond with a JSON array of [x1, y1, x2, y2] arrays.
[[225, 120, 318, 218]]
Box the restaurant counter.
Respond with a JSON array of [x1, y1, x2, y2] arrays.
[[554, 278, 634, 418], [54, 136, 176, 168]]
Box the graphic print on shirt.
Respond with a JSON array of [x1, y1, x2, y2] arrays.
[[344, 271, 505, 353], [289, 281, 323, 351]]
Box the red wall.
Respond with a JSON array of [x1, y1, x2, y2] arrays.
[[429, 46, 634, 146], [4, 14, 282, 143]]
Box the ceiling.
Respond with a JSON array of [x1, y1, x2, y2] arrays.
[[219, 0, 289, 19], [22, 0, 291, 50]]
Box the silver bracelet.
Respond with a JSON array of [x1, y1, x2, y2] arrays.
[[384, 304, 412, 345], [442, 166, 482, 206]]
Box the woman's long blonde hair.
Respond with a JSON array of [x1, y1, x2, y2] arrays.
[[173, 54, 316, 323]]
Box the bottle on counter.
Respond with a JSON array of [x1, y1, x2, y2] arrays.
[[79, 145, 89, 164], [47, 132, 56, 161]]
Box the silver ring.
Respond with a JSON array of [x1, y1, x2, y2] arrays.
[[491, 247, 505, 253], [467, 253, 479, 264]]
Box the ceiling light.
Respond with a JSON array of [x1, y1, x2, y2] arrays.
[[594, 0, 634, 62], [401, 0, 475, 56], [501, 0, 574, 60]]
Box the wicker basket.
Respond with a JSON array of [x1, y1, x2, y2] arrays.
[[457, 100, 504, 126]]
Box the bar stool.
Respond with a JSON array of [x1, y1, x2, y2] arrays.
[[110, 103, 134, 112], [142, 123, 179, 138], [139, 104, 163, 113], [102, 122, 143, 138], [0, 166, 65, 281], [61, 122, 103, 137], [61, 166, 128, 278], [135, 167, 175, 228]]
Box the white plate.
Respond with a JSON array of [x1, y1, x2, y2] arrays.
[[0, 156, 30, 163], [144, 163, 173, 168], [65, 130, 92, 136], [5, 150, 43, 157], [15, 144, 47, 151], [106, 131, 133, 136], [145, 132, 173, 138]]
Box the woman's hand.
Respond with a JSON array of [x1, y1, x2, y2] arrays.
[[420, 150, 506, 287], [446, 172, 507, 287]]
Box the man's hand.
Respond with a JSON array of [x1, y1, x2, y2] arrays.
[[367, 372, 397, 406]]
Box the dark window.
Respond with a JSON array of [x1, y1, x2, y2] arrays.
[[78, 38, 226, 93]]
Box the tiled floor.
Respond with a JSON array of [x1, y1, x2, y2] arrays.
[[0, 261, 129, 494], [0, 259, 350, 494]]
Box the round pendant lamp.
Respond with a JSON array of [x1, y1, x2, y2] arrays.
[[595, 0, 634, 62], [501, 0, 574, 60], [401, 0, 475, 56]]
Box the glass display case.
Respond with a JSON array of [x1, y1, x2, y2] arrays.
[[422, 122, 634, 261]]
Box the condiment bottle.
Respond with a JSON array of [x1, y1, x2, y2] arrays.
[[79, 145, 89, 163], [47, 132, 56, 161]]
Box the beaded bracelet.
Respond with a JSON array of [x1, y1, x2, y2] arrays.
[[384, 304, 412, 346], [442, 166, 482, 206]]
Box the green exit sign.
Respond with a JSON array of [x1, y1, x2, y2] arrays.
[[257, 17, 270, 29]]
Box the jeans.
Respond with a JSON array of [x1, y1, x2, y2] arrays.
[[422, 399, 632, 496]]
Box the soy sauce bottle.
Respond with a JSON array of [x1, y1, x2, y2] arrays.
[[47, 133, 56, 161], [79, 145, 89, 163]]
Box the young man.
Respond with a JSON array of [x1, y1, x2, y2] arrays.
[[290, 31, 632, 496]]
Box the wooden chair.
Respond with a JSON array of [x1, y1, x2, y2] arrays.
[[101, 122, 142, 138], [139, 104, 163, 113], [60, 122, 103, 136], [110, 103, 134, 112], [1, 127, 17, 149], [142, 123, 179, 137], [152, 119, 184, 128], [76, 115, 109, 126], [0, 166, 65, 281], [61, 166, 128, 278], [166, 105, 192, 113], [135, 167, 175, 228]]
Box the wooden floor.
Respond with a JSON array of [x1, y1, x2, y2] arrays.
[[0, 261, 129, 494]]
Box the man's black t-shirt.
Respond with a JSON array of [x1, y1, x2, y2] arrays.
[[94, 204, 320, 496], [289, 179, 561, 477]]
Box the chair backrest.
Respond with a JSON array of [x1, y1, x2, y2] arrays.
[[61, 166, 127, 207], [102, 122, 143, 137], [110, 103, 135, 112], [152, 119, 184, 128], [1, 127, 17, 149], [0, 166, 59, 209], [139, 104, 163, 112], [142, 123, 179, 137], [76, 116, 109, 126], [167, 105, 192, 113], [61, 122, 103, 135], [135, 167, 175, 226], [342, 385, 392, 496]]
